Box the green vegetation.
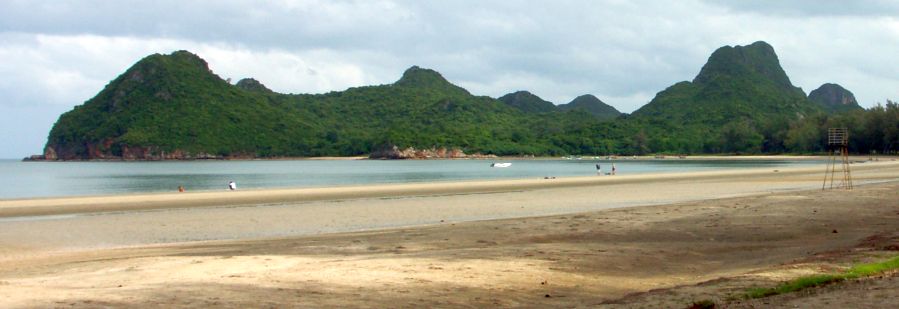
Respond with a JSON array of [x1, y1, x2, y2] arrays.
[[744, 255, 899, 299], [496, 91, 623, 121], [783, 101, 899, 154], [42, 42, 899, 160], [558, 94, 621, 121], [745, 274, 844, 299], [497, 90, 557, 113]]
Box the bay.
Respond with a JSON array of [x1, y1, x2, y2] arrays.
[[0, 158, 821, 199]]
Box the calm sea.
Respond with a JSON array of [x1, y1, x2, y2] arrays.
[[0, 158, 822, 199]]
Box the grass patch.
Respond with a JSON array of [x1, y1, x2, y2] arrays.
[[745, 274, 843, 298], [744, 255, 899, 299], [845, 255, 899, 277]]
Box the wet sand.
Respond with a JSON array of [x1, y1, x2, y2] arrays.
[[1, 161, 898, 307]]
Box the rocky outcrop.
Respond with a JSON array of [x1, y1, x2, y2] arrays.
[[22, 155, 46, 161], [35, 142, 496, 161], [86, 139, 118, 160], [369, 145, 497, 160], [38, 142, 232, 161], [119, 146, 228, 160], [44, 146, 57, 160], [808, 83, 863, 113]]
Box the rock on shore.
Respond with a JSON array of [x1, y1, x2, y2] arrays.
[[368, 145, 497, 159]]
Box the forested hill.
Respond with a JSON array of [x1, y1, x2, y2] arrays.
[[557, 94, 621, 120], [496, 91, 622, 121], [626, 41, 822, 153], [39, 42, 895, 160], [42, 51, 621, 160], [497, 91, 556, 113]]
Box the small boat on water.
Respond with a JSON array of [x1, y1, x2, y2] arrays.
[[490, 162, 512, 168]]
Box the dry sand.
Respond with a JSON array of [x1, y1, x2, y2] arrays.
[[1, 161, 898, 308]]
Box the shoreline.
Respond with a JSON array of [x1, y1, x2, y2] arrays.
[[3, 160, 899, 218], [17, 154, 899, 162]]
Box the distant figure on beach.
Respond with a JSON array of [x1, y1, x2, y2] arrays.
[[178, 185, 185, 192], [612, 164, 616, 175], [595, 164, 602, 175], [228, 181, 236, 191]]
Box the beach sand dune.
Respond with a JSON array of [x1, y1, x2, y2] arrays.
[[0, 161, 897, 308]]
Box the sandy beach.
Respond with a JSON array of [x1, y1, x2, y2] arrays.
[[1, 161, 898, 308]]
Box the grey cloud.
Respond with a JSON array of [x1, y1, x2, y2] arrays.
[[703, 0, 899, 17], [0, 1, 718, 98], [0, 1, 420, 49], [1, 0, 897, 157], [1, 0, 894, 107]]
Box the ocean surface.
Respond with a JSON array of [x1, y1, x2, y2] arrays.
[[0, 158, 823, 199]]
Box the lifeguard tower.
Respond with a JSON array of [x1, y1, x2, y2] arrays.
[[823, 128, 852, 190]]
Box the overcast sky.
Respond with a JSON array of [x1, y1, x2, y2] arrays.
[[1, 0, 898, 158]]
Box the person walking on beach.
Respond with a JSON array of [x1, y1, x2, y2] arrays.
[[228, 181, 237, 191], [611, 164, 617, 175], [596, 164, 602, 176]]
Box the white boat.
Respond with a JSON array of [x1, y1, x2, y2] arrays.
[[490, 162, 512, 168]]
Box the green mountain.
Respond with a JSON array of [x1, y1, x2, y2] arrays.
[[557, 94, 621, 120], [808, 83, 863, 113], [42, 42, 873, 160], [42, 51, 615, 160], [496, 91, 621, 121], [394, 65, 471, 96], [628, 41, 821, 153], [497, 91, 556, 113]]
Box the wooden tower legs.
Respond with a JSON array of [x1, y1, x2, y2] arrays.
[[823, 146, 853, 190]]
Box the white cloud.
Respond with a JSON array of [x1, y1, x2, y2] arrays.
[[0, 34, 407, 101], [190, 46, 389, 93], [0, 34, 408, 158]]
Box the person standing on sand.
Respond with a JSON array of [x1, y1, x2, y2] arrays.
[[228, 181, 236, 191], [596, 164, 602, 176], [612, 164, 616, 175]]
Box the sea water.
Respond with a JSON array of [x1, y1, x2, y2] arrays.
[[0, 158, 822, 199]]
